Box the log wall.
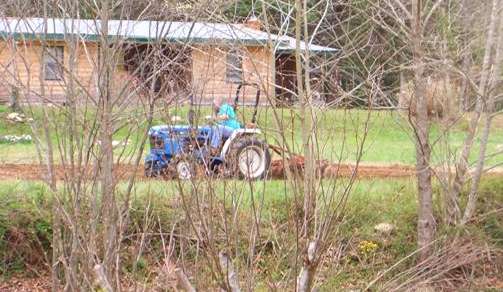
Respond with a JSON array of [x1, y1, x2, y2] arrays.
[[0, 40, 275, 105], [191, 45, 274, 105], [0, 40, 101, 104]]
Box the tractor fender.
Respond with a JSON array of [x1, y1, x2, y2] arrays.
[[220, 128, 262, 159]]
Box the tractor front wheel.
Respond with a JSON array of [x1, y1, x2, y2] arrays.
[[145, 161, 161, 178], [230, 137, 271, 180]]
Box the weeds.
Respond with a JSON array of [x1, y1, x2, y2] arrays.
[[0, 178, 501, 289]]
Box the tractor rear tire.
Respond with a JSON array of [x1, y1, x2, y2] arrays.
[[175, 160, 194, 180], [229, 136, 271, 180]]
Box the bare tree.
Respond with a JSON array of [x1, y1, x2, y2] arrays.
[[0, 0, 197, 288], [4, 0, 501, 290], [365, 0, 503, 259], [461, 0, 503, 223], [161, 1, 383, 290], [409, 0, 436, 261], [409, 0, 503, 226]]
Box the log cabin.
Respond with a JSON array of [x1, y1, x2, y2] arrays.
[[0, 17, 336, 106]]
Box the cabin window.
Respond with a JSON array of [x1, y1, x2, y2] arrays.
[[43, 46, 64, 80], [226, 48, 242, 83]]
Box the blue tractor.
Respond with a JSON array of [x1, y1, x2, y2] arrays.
[[144, 83, 271, 180]]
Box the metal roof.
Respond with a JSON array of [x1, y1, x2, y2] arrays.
[[275, 35, 338, 53], [0, 17, 337, 53]]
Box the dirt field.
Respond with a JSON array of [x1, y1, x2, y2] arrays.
[[1, 159, 500, 181], [0, 160, 416, 180]]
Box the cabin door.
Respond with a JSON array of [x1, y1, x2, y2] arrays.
[[275, 53, 297, 105]]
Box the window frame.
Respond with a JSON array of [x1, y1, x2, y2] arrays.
[[225, 48, 243, 83], [43, 46, 64, 81]]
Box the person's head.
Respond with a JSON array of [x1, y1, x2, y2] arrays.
[[213, 96, 223, 111]]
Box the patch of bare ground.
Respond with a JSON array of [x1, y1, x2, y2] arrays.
[[0, 161, 417, 181], [0, 275, 50, 292], [0, 160, 502, 181]]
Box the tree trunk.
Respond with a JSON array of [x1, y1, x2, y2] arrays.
[[218, 252, 240, 292], [411, 0, 435, 261], [97, 2, 119, 288], [293, 0, 320, 289], [296, 241, 318, 292], [449, 0, 502, 225], [462, 1, 503, 223], [458, 0, 473, 112], [38, 13, 61, 291], [294, 0, 319, 290]]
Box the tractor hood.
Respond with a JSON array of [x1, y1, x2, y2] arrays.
[[148, 125, 212, 136]]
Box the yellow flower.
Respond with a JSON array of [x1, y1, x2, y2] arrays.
[[358, 240, 378, 255]]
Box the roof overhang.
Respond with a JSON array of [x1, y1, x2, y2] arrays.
[[0, 17, 338, 53]]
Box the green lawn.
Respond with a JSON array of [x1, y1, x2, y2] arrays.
[[0, 105, 502, 165]]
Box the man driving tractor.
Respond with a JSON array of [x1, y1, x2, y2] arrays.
[[145, 83, 270, 180], [210, 96, 241, 155]]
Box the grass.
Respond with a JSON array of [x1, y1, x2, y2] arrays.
[[0, 178, 417, 276], [1, 177, 501, 289], [0, 102, 501, 289], [0, 103, 501, 287], [1, 104, 502, 165]]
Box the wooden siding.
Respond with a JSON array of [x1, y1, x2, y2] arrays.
[[0, 40, 275, 105], [0, 41, 16, 103], [0, 40, 100, 104], [191, 45, 274, 104], [0, 42, 10, 104]]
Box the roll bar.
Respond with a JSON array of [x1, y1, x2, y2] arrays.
[[233, 82, 260, 124]]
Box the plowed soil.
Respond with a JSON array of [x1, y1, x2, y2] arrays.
[[0, 160, 501, 181], [0, 160, 416, 180]]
